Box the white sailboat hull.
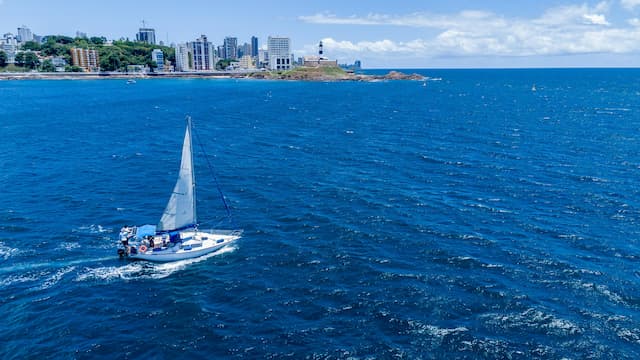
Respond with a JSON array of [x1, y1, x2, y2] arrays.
[[128, 230, 241, 262]]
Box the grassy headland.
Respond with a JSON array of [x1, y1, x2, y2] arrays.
[[235, 66, 425, 81]]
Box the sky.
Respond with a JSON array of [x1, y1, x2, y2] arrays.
[[1, 0, 640, 68]]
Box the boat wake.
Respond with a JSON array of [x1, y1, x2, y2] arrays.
[[76, 245, 237, 282], [0, 256, 114, 275], [0, 257, 114, 291], [73, 224, 113, 234], [38, 266, 76, 290]]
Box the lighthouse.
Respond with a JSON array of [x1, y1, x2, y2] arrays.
[[302, 40, 337, 67]]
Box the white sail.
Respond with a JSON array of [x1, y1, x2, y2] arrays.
[[157, 118, 196, 232]]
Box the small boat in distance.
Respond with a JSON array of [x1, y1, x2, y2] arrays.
[[126, 79, 136, 84], [531, 84, 537, 92], [117, 117, 242, 262]]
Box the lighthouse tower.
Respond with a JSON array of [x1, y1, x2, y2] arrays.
[[318, 41, 324, 57]]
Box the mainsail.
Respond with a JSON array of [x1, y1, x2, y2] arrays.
[[157, 118, 197, 232]]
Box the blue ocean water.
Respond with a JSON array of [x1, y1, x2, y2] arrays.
[[1, 69, 640, 359]]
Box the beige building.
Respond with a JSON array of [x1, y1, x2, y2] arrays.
[[70, 48, 99, 72], [238, 55, 255, 69], [302, 56, 338, 68]]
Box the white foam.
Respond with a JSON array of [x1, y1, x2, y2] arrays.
[[484, 308, 582, 336], [580, 282, 625, 304], [58, 242, 81, 251], [38, 266, 75, 290], [0, 271, 47, 287], [482, 263, 503, 269], [407, 320, 468, 343], [76, 262, 146, 281], [0, 241, 21, 260], [0, 256, 113, 274], [616, 328, 640, 343], [74, 224, 113, 234]]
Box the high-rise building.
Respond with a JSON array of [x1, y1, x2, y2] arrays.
[[76, 31, 87, 39], [136, 28, 156, 45], [70, 48, 99, 72], [174, 43, 192, 72], [238, 43, 251, 58], [0, 33, 18, 64], [151, 49, 164, 71], [251, 36, 258, 57], [267, 36, 291, 71], [190, 35, 214, 71], [223, 37, 237, 60], [258, 49, 268, 68], [17, 26, 33, 43]]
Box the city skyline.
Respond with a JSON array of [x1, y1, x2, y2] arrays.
[[1, 0, 640, 68]]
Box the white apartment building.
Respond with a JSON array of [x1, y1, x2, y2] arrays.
[[1, 33, 18, 64], [151, 49, 164, 71], [190, 35, 215, 71], [175, 35, 216, 72], [267, 36, 291, 71], [174, 43, 192, 72], [17, 26, 33, 43]]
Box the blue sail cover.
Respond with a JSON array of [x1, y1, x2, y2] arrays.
[[135, 225, 157, 239]]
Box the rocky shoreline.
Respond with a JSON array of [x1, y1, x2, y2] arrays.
[[232, 69, 426, 81], [0, 68, 425, 82]]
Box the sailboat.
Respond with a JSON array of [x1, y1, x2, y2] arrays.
[[117, 117, 242, 262]]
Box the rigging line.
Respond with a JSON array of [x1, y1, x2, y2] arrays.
[[191, 119, 237, 229]]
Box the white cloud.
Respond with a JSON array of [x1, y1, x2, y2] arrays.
[[582, 13, 610, 25], [301, 3, 610, 29], [317, 38, 427, 53], [534, 2, 610, 25], [621, 0, 640, 10], [298, 1, 640, 61], [300, 10, 507, 30]]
